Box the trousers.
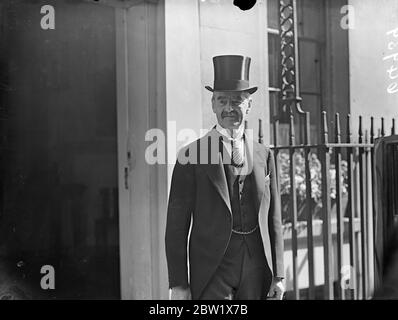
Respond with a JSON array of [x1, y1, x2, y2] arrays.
[[199, 229, 273, 300]]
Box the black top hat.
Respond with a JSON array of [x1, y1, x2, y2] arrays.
[[205, 55, 258, 94]]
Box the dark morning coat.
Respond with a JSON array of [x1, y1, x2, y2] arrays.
[[165, 128, 284, 299]]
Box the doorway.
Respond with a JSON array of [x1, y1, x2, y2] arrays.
[[0, 1, 120, 299]]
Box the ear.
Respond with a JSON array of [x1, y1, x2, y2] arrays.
[[211, 95, 216, 113], [246, 98, 253, 114]]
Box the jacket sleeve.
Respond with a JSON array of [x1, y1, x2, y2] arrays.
[[165, 149, 196, 289], [267, 148, 285, 278]]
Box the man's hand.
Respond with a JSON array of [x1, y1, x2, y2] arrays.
[[267, 277, 285, 300], [170, 286, 192, 300]]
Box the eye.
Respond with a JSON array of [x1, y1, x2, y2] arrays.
[[232, 100, 244, 107]]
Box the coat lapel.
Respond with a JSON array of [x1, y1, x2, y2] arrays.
[[202, 130, 232, 215], [201, 129, 268, 216], [204, 153, 232, 214]]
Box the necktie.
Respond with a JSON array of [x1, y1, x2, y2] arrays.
[[231, 140, 244, 167]]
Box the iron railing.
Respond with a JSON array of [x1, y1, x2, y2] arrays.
[[266, 0, 396, 300], [254, 114, 396, 300]]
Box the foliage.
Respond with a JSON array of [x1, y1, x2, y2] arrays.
[[278, 150, 348, 223]]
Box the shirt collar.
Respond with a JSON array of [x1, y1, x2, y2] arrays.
[[215, 123, 245, 142]]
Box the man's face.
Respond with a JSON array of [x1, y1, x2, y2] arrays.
[[212, 91, 252, 130]]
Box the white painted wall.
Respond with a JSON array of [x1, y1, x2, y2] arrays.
[[349, 0, 398, 139], [165, 0, 204, 171], [198, 0, 270, 143]]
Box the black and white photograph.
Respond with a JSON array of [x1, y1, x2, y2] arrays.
[[0, 0, 397, 309]]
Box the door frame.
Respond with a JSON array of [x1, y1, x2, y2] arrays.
[[115, 0, 168, 299]]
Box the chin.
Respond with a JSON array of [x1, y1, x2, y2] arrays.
[[222, 119, 241, 129], [230, 123, 242, 129]]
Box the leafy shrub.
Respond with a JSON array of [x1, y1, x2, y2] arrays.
[[277, 150, 348, 223]]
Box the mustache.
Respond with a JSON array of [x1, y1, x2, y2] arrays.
[[221, 111, 239, 118]]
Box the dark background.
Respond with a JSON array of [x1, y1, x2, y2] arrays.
[[0, 0, 120, 299]]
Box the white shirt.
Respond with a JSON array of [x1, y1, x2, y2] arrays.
[[215, 124, 249, 179], [215, 124, 245, 159]]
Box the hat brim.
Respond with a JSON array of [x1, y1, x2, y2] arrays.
[[205, 85, 258, 95]]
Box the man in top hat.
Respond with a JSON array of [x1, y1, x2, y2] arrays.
[[165, 55, 285, 300]]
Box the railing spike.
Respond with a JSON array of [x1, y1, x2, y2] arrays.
[[347, 114, 352, 143], [258, 119, 263, 144], [289, 114, 296, 146], [304, 112, 310, 145], [381, 117, 385, 137], [392, 118, 396, 135], [358, 116, 363, 144], [322, 111, 328, 144], [273, 118, 279, 147], [370, 117, 375, 144], [335, 113, 341, 143]]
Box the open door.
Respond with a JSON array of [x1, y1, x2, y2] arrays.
[[0, 1, 120, 299]]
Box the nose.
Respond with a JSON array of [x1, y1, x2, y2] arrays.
[[224, 101, 233, 112]]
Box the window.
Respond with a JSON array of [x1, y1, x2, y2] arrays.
[[267, 0, 349, 145]]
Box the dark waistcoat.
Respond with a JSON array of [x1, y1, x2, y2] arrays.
[[223, 164, 258, 232]]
